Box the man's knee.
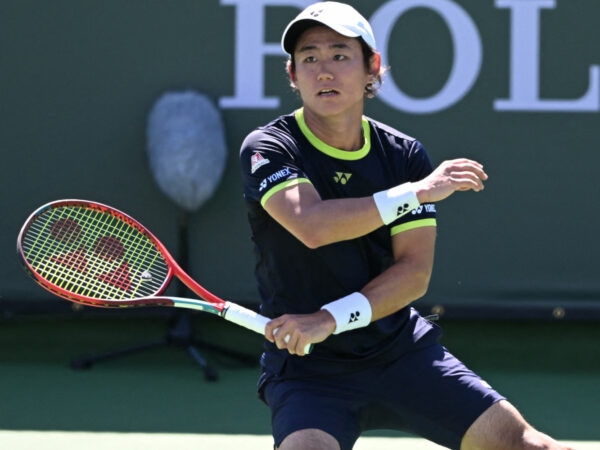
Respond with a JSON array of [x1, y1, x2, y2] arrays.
[[461, 400, 573, 450], [278, 428, 340, 450]]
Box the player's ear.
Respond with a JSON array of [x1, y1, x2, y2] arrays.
[[369, 52, 382, 77], [286, 59, 298, 89]]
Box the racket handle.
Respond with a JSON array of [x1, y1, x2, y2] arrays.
[[223, 302, 269, 334], [223, 302, 312, 354]]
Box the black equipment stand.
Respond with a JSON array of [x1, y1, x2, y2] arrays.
[[70, 211, 257, 381]]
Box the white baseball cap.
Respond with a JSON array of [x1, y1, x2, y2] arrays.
[[281, 2, 376, 55]]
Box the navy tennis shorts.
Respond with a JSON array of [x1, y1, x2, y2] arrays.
[[260, 342, 505, 450]]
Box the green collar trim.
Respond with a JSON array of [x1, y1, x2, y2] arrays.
[[295, 108, 370, 161]]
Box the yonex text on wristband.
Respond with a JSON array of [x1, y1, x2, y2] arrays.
[[321, 292, 372, 334], [373, 184, 420, 225]]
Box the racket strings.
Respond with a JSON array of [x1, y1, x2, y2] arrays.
[[21, 205, 169, 300], [24, 208, 164, 298], [25, 209, 128, 297]]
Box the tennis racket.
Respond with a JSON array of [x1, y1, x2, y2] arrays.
[[17, 199, 311, 353]]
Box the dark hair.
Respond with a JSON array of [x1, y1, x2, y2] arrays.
[[287, 33, 386, 98]]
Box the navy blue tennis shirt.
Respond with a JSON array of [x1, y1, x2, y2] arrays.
[[240, 108, 439, 376]]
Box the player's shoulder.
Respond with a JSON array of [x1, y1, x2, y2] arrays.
[[366, 116, 430, 163], [241, 112, 299, 151], [366, 116, 420, 148]]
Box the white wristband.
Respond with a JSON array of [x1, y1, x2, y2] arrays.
[[373, 184, 420, 225], [321, 292, 372, 335]]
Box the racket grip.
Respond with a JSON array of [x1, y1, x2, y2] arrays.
[[223, 302, 312, 354], [223, 302, 270, 335]]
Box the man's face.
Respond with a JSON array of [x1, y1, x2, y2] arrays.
[[289, 25, 373, 119]]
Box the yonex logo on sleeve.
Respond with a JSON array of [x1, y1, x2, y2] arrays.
[[258, 167, 293, 192], [411, 204, 437, 215], [348, 310, 360, 324]]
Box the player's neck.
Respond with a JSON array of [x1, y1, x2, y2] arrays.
[[302, 108, 364, 151]]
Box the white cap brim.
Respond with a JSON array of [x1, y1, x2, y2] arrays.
[[281, 2, 376, 54]]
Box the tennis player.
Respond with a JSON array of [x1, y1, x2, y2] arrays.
[[239, 2, 574, 449]]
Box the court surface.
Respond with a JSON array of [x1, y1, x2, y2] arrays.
[[1, 316, 598, 450], [1, 431, 598, 449]]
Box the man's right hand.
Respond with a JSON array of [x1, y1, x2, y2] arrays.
[[414, 158, 488, 204]]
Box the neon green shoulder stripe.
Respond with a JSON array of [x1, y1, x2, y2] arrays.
[[260, 178, 312, 207]]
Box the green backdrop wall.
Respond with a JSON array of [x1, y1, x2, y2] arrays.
[[2, 0, 598, 319]]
